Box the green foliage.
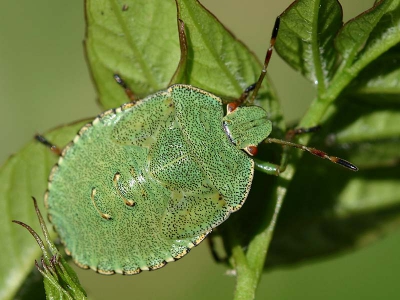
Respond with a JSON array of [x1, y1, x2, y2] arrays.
[[13, 198, 87, 299], [275, 0, 343, 87], [0, 0, 399, 299], [0, 122, 86, 299], [85, 0, 180, 108], [241, 0, 400, 269]]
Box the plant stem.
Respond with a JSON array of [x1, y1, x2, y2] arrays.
[[232, 243, 256, 300], [232, 166, 294, 300], [231, 81, 345, 299]]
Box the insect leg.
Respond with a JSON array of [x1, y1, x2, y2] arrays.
[[248, 16, 280, 104], [229, 16, 280, 106], [207, 234, 227, 263], [113, 74, 137, 103], [253, 158, 281, 175], [35, 135, 62, 156], [235, 83, 257, 105]]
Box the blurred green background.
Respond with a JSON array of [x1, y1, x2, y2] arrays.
[[1, 0, 399, 299]]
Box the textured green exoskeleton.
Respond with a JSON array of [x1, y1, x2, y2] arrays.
[[45, 84, 271, 274]]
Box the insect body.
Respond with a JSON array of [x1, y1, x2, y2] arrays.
[[45, 85, 272, 274]]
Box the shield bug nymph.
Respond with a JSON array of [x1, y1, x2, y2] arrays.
[[38, 16, 357, 275]]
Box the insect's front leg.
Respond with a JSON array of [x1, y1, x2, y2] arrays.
[[35, 135, 62, 156], [253, 158, 282, 176], [113, 74, 137, 103]]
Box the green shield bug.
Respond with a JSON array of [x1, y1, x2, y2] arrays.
[[38, 17, 357, 275]]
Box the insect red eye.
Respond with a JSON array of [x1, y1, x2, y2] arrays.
[[227, 102, 239, 113], [247, 145, 258, 156]]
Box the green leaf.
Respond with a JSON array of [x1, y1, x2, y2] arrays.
[[335, 0, 393, 68], [85, 0, 180, 109], [0, 121, 87, 300], [333, 0, 400, 85], [347, 44, 400, 103], [175, 0, 284, 130], [85, 0, 285, 127], [260, 82, 400, 267], [12, 268, 46, 300], [175, 0, 259, 96], [267, 162, 400, 267], [329, 103, 400, 144], [274, 0, 343, 91], [276, 0, 400, 119]]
